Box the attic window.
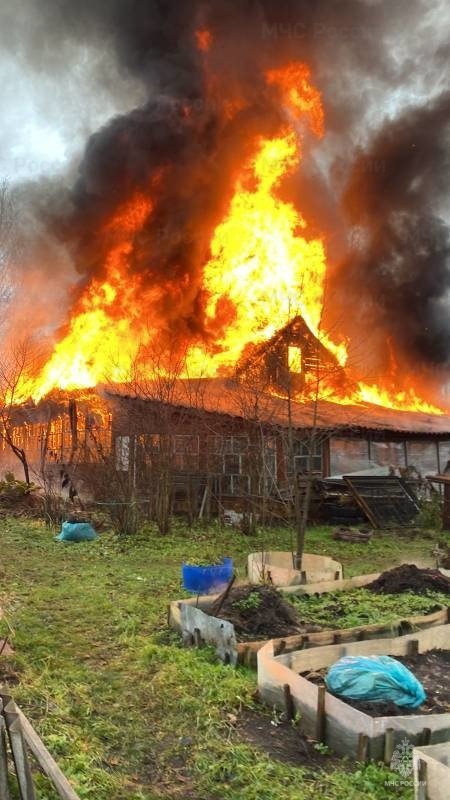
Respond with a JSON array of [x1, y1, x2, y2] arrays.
[[288, 345, 302, 373]]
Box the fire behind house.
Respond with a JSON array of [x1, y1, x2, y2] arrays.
[[3, 320, 450, 526]]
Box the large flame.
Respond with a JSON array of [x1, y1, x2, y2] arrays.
[[185, 131, 348, 375], [23, 61, 444, 415]]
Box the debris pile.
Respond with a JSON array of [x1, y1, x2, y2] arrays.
[[366, 564, 450, 595], [332, 526, 373, 543]]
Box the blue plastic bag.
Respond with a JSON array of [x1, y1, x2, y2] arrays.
[[182, 558, 233, 594], [55, 521, 98, 543], [325, 655, 426, 708]]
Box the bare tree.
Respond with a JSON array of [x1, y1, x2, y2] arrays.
[[0, 340, 39, 484], [105, 342, 208, 534], [287, 310, 368, 572], [228, 365, 282, 532]]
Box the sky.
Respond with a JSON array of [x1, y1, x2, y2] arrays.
[[0, 1, 145, 184]]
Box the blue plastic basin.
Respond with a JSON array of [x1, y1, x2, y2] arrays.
[[182, 557, 233, 594]]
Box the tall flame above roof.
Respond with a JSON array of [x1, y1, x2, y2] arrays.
[[19, 56, 444, 415]]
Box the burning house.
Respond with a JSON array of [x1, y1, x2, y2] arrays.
[[1, 3, 449, 524], [3, 366, 450, 526]]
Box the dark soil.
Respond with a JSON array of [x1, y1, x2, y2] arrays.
[[235, 707, 341, 771], [366, 564, 450, 595], [216, 585, 322, 641], [302, 649, 450, 717]]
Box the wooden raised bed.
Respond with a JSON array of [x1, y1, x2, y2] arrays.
[[281, 571, 381, 596], [248, 551, 343, 587], [413, 743, 450, 800], [257, 624, 450, 761], [168, 594, 449, 668]]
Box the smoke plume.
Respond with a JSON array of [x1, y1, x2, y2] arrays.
[[3, 0, 450, 374]]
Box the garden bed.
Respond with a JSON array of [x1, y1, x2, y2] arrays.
[[287, 587, 449, 630], [168, 583, 449, 667], [303, 648, 450, 716], [247, 551, 343, 587], [257, 624, 450, 761], [413, 742, 450, 800]]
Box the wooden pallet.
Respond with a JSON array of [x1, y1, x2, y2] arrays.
[[343, 475, 420, 528]]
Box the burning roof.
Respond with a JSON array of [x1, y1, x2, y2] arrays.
[[107, 378, 450, 437]]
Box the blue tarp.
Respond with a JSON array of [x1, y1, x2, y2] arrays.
[[55, 521, 98, 543], [325, 654, 426, 708]]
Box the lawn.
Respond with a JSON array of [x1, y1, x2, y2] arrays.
[[0, 517, 446, 799]]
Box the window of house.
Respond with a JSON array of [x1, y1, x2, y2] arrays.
[[207, 434, 250, 495], [288, 345, 302, 374], [293, 438, 322, 474], [370, 440, 406, 469], [172, 435, 199, 470], [406, 441, 439, 475], [115, 435, 130, 471], [136, 433, 199, 470], [330, 438, 371, 476], [261, 436, 278, 493], [222, 473, 250, 495], [135, 434, 161, 466]]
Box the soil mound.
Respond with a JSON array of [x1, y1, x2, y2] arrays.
[[366, 564, 450, 595], [217, 585, 321, 641]]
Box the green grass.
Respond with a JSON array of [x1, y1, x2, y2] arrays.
[[289, 587, 448, 629], [0, 518, 447, 799]]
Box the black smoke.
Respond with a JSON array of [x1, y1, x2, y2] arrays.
[[7, 0, 450, 368], [338, 92, 450, 366]]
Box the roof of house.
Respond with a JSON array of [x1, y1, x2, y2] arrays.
[[107, 378, 450, 437]]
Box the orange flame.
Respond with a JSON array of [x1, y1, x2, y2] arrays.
[[266, 63, 325, 137], [32, 194, 153, 400], [21, 62, 444, 415], [195, 28, 212, 52]]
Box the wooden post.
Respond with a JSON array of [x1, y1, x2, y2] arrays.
[[443, 482, 450, 531], [1, 696, 81, 800], [4, 711, 36, 800], [416, 758, 428, 800], [407, 639, 419, 656], [383, 728, 395, 766], [0, 701, 11, 800], [357, 733, 369, 763], [316, 686, 326, 744], [283, 684, 295, 721], [198, 485, 208, 519], [275, 639, 287, 656], [421, 727, 431, 746], [193, 628, 202, 647]]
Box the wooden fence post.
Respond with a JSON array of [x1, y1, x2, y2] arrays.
[[316, 686, 326, 744], [383, 728, 395, 766], [0, 700, 11, 800]]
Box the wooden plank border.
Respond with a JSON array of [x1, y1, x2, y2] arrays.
[[257, 624, 450, 761], [168, 595, 448, 667]]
